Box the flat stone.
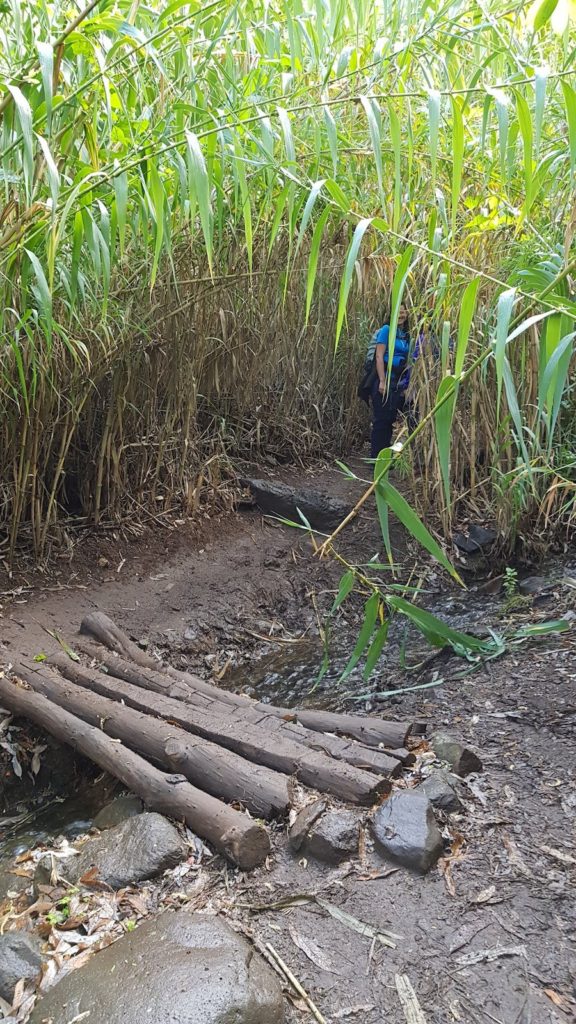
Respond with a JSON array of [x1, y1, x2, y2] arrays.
[[420, 771, 463, 813], [0, 933, 43, 1002], [35, 813, 186, 892], [240, 478, 350, 531], [304, 810, 360, 864], [29, 910, 284, 1024], [288, 799, 327, 852], [0, 860, 32, 902], [93, 794, 144, 831], [430, 732, 483, 777], [370, 791, 444, 873], [518, 575, 553, 596]]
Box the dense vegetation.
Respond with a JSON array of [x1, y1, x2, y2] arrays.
[[1, 0, 575, 563]]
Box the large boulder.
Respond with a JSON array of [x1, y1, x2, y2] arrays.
[[370, 791, 444, 873], [35, 813, 186, 892], [0, 933, 43, 1002], [29, 910, 285, 1024], [93, 794, 144, 831], [240, 478, 350, 531]]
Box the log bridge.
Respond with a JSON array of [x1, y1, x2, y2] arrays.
[[0, 612, 424, 871]]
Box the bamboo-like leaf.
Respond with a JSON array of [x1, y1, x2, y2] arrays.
[[386, 596, 492, 652], [7, 84, 34, 198], [532, 0, 559, 29], [37, 41, 53, 133], [186, 130, 213, 273], [534, 68, 547, 157], [428, 89, 441, 187], [378, 477, 462, 582], [515, 90, 534, 215], [36, 134, 60, 209], [561, 81, 576, 173], [24, 248, 52, 335], [339, 592, 379, 681], [493, 287, 516, 416], [455, 278, 479, 376], [114, 167, 128, 257], [488, 88, 509, 183], [277, 106, 295, 163], [450, 97, 464, 235], [363, 619, 389, 679], [148, 162, 165, 289], [388, 101, 401, 230], [323, 104, 338, 175], [435, 374, 458, 506], [335, 218, 372, 348], [330, 570, 356, 613], [305, 205, 331, 323], [360, 95, 384, 202], [374, 448, 392, 563], [296, 179, 326, 253]]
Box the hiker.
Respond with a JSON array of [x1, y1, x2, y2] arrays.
[[359, 304, 413, 458]]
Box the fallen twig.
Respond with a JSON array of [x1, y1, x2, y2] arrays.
[[265, 942, 327, 1024]]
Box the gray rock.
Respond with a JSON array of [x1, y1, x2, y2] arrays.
[[518, 575, 553, 596], [35, 813, 186, 892], [93, 795, 144, 831], [371, 791, 444, 873], [29, 910, 284, 1024], [0, 933, 43, 1002], [453, 525, 497, 554], [304, 810, 360, 864], [240, 478, 350, 531], [430, 732, 483, 777], [420, 772, 463, 813], [288, 799, 327, 852]]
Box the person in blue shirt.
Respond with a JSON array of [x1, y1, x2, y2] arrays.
[[365, 304, 412, 457]]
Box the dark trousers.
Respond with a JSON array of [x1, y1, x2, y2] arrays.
[[370, 380, 405, 457]]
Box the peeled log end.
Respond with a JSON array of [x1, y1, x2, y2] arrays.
[[222, 822, 270, 871]]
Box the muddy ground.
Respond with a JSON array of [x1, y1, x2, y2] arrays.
[[1, 460, 575, 1024]]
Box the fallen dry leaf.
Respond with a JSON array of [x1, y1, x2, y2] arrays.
[[288, 925, 336, 973], [543, 988, 574, 1012]]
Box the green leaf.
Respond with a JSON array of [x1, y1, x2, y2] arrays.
[[427, 89, 441, 187], [493, 288, 516, 416], [8, 84, 34, 199], [305, 205, 331, 323], [339, 592, 379, 681], [148, 162, 165, 289], [363, 619, 389, 679], [330, 570, 356, 613], [296, 179, 326, 254], [533, 0, 559, 30], [37, 41, 53, 133], [374, 447, 392, 563], [186, 130, 213, 274], [450, 97, 464, 235], [515, 91, 534, 215], [360, 95, 383, 203], [378, 478, 462, 583], [335, 218, 372, 348], [386, 596, 491, 653], [388, 101, 401, 231], [455, 278, 479, 376], [323, 105, 338, 175], [434, 374, 458, 506], [561, 81, 576, 173]]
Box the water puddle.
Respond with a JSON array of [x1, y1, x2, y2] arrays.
[[0, 780, 113, 861]]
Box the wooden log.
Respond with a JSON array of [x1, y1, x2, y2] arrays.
[[79, 612, 416, 748], [0, 673, 269, 871], [14, 662, 290, 820], [48, 655, 391, 805], [73, 640, 402, 779], [263, 705, 411, 750]]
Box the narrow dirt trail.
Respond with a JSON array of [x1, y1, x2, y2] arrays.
[[1, 461, 575, 1023]]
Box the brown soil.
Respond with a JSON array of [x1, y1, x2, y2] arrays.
[[1, 460, 575, 1024]]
